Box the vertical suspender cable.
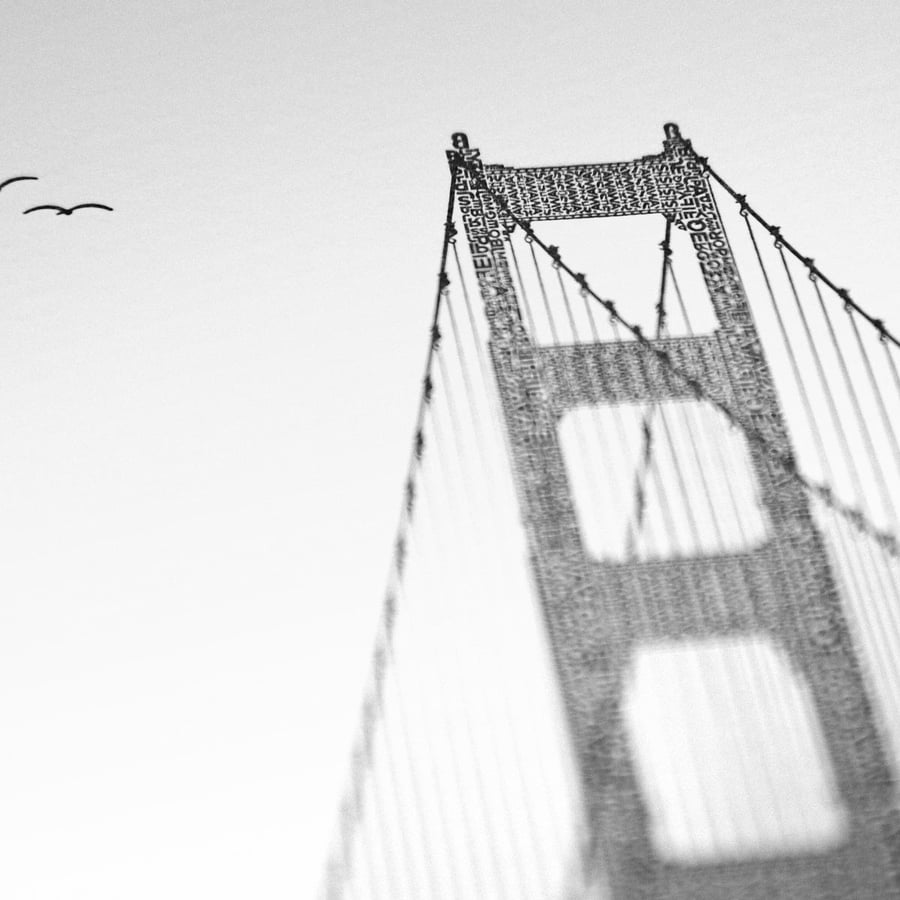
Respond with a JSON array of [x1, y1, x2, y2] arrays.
[[812, 277, 898, 530], [847, 309, 900, 503]]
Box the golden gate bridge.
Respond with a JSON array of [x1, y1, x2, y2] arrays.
[[320, 124, 900, 898]]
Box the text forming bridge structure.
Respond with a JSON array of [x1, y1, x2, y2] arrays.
[[321, 125, 900, 898]]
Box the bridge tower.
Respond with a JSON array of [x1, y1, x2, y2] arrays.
[[449, 124, 900, 898]]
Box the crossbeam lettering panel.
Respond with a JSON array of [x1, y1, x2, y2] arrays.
[[451, 126, 900, 899]]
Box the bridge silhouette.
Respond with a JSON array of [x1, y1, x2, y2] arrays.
[[321, 125, 900, 898]]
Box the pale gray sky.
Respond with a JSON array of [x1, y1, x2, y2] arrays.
[[2, 2, 899, 897]]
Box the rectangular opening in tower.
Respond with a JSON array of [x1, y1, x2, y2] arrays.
[[558, 400, 768, 561], [506, 213, 716, 346]]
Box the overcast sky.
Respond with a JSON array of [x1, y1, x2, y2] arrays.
[[2, 2, 899, 898]]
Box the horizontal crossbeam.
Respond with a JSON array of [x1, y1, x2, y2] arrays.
[[538, 334, 729, 411]]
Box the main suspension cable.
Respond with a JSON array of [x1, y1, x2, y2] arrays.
[[700, 160, 900, 351], [321, 163, 460, 900]]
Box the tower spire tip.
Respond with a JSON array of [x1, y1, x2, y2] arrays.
[[664, 122, 682, 140]]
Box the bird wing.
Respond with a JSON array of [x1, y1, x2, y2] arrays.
[[70, 203, 113, 212], [0, 175, 38, 192], [23, 205, 65, 214]]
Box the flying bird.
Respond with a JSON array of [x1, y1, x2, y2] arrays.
[[23, 203, 113, 216], [0, 175, 38, 192]]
